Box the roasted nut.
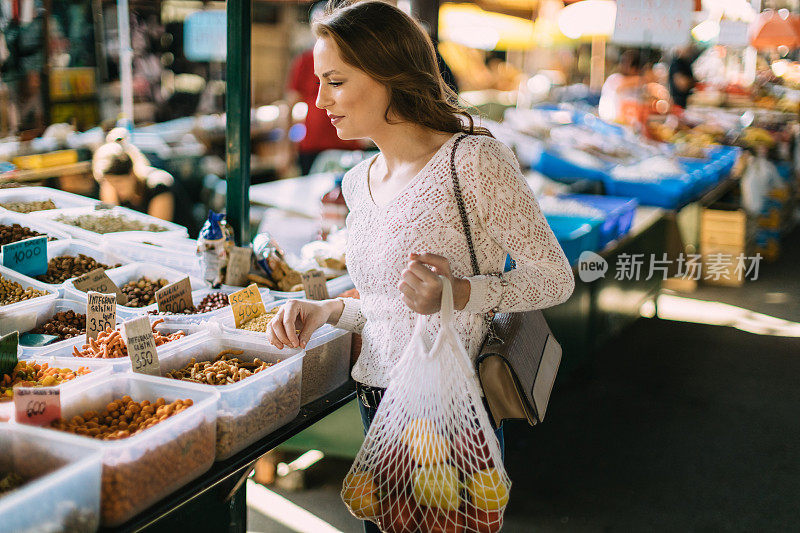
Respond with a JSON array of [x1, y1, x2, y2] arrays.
[[30, 310, 86, 340], [0, 273, 49, 305], [0, 223, 54, 246], [37, 254, 121, 285], [120, 277, 169, 307], [149, 292, 230, 316]]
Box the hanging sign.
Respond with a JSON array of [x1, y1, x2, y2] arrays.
[[613, 0, 694, 48]]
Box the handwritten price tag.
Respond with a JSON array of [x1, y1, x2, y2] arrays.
[[87, 291, 116, 341], [301, 269, 330, 300], [155, 277, 193, 313], [2, 236, 47, 277], [73, 268, 127, 304], [122, 316, 160, 376], [14, 387, 61, 426], [229, 283, 266, 328], [225, 246, 253, 287]]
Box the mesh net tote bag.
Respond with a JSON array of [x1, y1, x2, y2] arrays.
[[341, 277, 511, 533]]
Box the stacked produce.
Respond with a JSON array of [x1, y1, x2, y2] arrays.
[[37, 254, 121, 284], [55, 213, 167, 233], [71, 319, 185, 359], [50, 396, 193, 440], [0, 199, 57, 213], [1, 361, 91, 399], [30, 310, 85, 340], [0, 273, 49, 305]]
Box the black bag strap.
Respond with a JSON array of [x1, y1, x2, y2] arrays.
[[450, 133, 480, 277]]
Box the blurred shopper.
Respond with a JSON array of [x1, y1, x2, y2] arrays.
[[668, 46, 697, 109], [286, 3, 361, 175], [599, 49, 645, 122], [267, 3, 575, 532]]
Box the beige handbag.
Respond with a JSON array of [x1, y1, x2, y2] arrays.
[[450, 134, 563, 427]]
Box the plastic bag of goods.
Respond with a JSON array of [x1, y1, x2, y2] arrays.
[[341, 278, 510, 533]]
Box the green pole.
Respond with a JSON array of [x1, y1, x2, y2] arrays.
[[226, 0, 251, 246]]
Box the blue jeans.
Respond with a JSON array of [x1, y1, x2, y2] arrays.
[[356, 399, 505, 533]]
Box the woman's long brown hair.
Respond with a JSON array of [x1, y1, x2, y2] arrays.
[[312, 0, 491, 136]]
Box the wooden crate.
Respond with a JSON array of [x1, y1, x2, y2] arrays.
[[700, 207, 749, 248], [701, 243, 750, 287]]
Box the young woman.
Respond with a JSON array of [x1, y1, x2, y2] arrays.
[[268, 1, 574, 529]]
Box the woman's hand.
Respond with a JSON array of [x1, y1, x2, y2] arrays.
[[398, 253, 471, 314], [268, 299, 342, 350]]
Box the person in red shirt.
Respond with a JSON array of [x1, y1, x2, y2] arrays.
[[287, 47, 361, 175]]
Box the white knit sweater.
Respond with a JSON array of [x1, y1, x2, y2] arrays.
[[335, 133, 575, 388]]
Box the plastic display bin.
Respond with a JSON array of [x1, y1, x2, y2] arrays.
[[0, 423, 102, 533], [0, 265, 58, 336], [13, 298, 122, 358], [218, 315, 352, 405], [269, 273, 355, 300], [33, 320, 206, 373], [0, 211, 71, 242], [63, 262, 207, 317], [148, 287, 274, 325], [0, 356, 112, 421], [31, 205, 188, 244], [562, 194, 638, 247], [546, 215, 604, 265], [0, 186, 100, 213], [103, 231, 201, 277], [534, 149, 612, 184], [0, 239, 128, 296], [603, 174, 693, 209], [154, 333, 303, 459], [51, 374, 218, 526]]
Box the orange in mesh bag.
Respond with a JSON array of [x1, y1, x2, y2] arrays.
[[341, 278, 510, 533]]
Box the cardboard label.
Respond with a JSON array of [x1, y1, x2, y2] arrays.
[[14, 387, 61, 426], [229, 284, 266, 328], [612, 0, 693, 48], [302, 269, 330, 300], [225, 246, 252, 287], [0, 331, 19, 377], [87, 291, 117, 341], [2, 236, 48, 277], [73, 268, 127, 304], [122, 316, 160, 376], [155, 277, 193, 313]]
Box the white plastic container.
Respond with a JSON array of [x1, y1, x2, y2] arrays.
[[0, 239, 128, 296], [155, 333, 303, 459], [52, 374, 219, 526], [32, 205, 188, 244], [0, 423, 102, 533], [63, 262, 207, 317], [0, 356, 113, 422], [218, 314, 352, 405], [148, 287, 275, 325], [268, 273, 354, 299], [0, 185, 100, 212], [0, 265, 58, 336], [14, 298, 122, 358], [32, 320, 205, 373], [0, 211, 72, 242], [104, 231, 201, 275]]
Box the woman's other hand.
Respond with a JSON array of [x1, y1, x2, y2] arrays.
[[268, 299, 343, 349], [398, 253, 471, 314]]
